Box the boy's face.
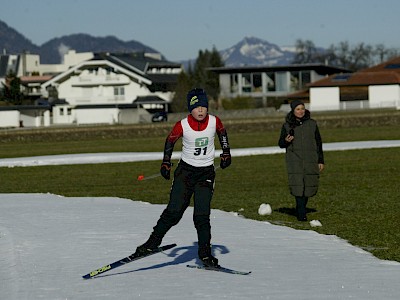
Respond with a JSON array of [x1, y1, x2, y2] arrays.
[[191, 106, 208, 121]]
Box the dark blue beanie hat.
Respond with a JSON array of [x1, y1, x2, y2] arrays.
[[187, 88, 208, 112]]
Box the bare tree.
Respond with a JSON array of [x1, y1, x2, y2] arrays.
[[292, 39, 318, 64], [293, 39, 399, 71], [348, 43, 373, 70]]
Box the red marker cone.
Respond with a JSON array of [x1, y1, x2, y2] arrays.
[[137, 175, 145, 181]]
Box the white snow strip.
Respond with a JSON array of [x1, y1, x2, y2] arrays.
[[0, 193, 399, 299], [0, 140, 399, 168]]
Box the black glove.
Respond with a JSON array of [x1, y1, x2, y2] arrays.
[[220, 153, 231, 169], [160, 161, 172, 180]]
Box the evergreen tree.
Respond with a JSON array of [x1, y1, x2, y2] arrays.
[[205, 46, 223, 101], [192, 47, 224, 102], [1, 71, 22, 105], [173, 47, 224, 111], [171, 71, 192, 113], [193, 49, 209, 88]]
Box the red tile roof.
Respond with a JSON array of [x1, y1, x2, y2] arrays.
[[308, 56, 400, 87], [308, 71, 400, 87], [20, 75, 53, 83], [359, 56, 400, 73]]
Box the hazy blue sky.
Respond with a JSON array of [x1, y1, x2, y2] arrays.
[[1, 0, 399, 61]]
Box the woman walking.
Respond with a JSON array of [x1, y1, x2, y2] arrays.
[[278, 100, 324, 221]]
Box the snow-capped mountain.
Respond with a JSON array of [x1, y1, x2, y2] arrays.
[[220, 36, 296, 66], [0, 18, 297, 67]]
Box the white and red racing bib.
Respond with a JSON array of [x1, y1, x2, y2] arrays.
[[181, 115, 216, 167]]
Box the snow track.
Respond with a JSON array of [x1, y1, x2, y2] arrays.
[[1, 140, 399, 168]]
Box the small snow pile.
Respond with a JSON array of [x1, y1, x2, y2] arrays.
[[229, 211, 245, 218], [258, 203, 272, 216], [310, 220, 322, 227]]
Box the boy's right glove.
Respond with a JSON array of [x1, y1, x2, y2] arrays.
[[160, 161, 172, 180], [220, 153, 231, 169]]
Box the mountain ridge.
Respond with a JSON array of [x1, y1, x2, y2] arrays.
[[0, 19, 296, 66]]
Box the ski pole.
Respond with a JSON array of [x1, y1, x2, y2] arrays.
[[137, 172, 161, 181], [137, 164, 220, 181]]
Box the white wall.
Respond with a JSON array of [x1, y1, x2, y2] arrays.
[[62, 50, 93, 67], [369, 85, 400, 108], [17, 53, 41, 76], [19, 112, 39, 127], [38, 51, 94, 76], [57, 70, 148, 105], [0, 111, 20, 128], [310, 87, 340, 111], [119, 108, 147, 124], [75, 108, 119, 125], [52, 106, 75, 124], [219, 74, 232, 98]]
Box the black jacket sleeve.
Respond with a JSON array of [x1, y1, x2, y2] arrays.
[[278, 124, 289, 148], [217, 128, 231, 154], [163, 139, 175, 162], [315, 125, 324, 164]]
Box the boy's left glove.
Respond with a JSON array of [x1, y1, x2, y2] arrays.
[[220, 153, 231, 169], [160, 161, 172, 180]]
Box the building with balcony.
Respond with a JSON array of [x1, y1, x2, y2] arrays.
[[209, 64, 349, 106], [41, 52, 183, 125], [0, 51, 182, 127]]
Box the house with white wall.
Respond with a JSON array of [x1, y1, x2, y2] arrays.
[[0, 50, 95, 127], [0, 51, 182, 127], [41, 52, 182, 125], [306, 56, 400, 111], [0, 105, 51, 128]]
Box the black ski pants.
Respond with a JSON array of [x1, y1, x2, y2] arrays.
[[152, 160, 215, 248]]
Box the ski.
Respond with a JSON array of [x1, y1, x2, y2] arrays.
[[82, 243, 177, 279], [186, 264, 251, 275]]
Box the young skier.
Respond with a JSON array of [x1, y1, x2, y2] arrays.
[[134, 88, 231, 267]]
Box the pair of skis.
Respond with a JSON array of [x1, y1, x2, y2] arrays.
[[82, 243, 251, 279]]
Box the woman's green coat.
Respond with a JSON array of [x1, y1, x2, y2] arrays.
[[278, 110, 324, 197]]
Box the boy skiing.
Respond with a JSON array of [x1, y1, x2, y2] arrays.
[[134, 88, 231, 267]]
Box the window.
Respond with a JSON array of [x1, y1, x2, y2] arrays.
[[114, 87, 125, 100], [252, 73, 262, 92], [332, 74, 352, 82], [340, 86, 368, 101], [385, 64, 400, 69], [230, 74, 239, 93], [114, 87, 125, 95], [266, 72, 276, 91], [275, 72, 287, 92], [242, 73, 251, 93], [301, 71, 311, 87], [105, 67, 113, 74], [290, 71, 300, 91], [88, 67, 97, 74]]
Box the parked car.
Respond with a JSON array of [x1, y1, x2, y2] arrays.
[[152, 111, 168, 122]]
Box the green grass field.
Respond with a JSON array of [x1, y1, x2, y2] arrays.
[[1, 110, 399, 262]]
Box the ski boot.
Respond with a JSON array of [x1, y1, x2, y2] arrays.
[[198, 244, 219, 268], [133, 233, 163, 257]]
